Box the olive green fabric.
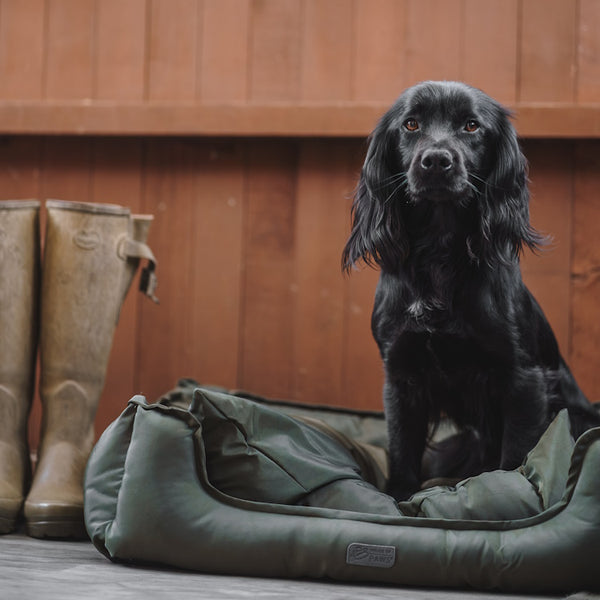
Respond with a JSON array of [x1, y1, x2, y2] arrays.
[[163, 379, 390, 493], [398, 410, 574, 520], [84, 388, 600, 593], [197, 388, 398, 515]]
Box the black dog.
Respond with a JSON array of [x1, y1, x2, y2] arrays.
[[342, 81, 600, 501]]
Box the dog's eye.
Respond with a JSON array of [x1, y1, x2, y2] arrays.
[[403, 119, 419, 132], [465, 120, 480, 132]]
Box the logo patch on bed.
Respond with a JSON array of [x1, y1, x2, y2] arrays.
[[346, 543, 396, 568]]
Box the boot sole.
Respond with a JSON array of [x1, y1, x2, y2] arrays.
[[26, 517, 88, 540], [0, 514, 18, 535]]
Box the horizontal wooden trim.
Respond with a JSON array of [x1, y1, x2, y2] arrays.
[[0, 101, 599, 138], [514, 104, 600, 138]]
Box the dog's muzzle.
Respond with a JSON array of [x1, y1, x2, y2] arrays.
[[408, 145, 468, 200]]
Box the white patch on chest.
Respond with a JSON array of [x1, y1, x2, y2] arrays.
[[406, 296, 445, 321], [407, 298, 427, 318]]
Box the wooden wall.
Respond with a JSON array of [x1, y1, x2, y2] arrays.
[[1, 0, 599, 105], [0, 0, 598, 447]]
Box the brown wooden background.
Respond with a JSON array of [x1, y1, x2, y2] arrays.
[[0, 0, 598, 448]]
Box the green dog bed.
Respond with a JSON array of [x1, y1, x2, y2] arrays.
[[84, 384, 600, 593]]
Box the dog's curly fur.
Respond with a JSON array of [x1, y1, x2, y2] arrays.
[[342, 81, 600, 500]]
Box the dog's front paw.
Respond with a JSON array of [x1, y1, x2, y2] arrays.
[[420, 476, 462, 490], [386, 482, 417, 502]]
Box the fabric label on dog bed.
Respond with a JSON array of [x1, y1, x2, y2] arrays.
[[346, 543, 396, 568]]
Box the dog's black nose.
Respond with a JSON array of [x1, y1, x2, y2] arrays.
[[420, 149, 453, 172]]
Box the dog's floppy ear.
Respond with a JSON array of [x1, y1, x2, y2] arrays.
[[342, 111, 408, 273], [480, 108, 545, 265]]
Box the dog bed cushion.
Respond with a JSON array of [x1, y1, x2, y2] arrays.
[[84, 386, 600, 593]]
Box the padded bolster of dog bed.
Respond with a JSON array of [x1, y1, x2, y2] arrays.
[[398, 410, 574, 520], [84, 388, 600, 593]]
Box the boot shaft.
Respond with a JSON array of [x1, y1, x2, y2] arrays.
[[41, 200, 134, 386], [0, 200, 40, 435], [39, 199, 157, 443], [0, 200, 39, 532]]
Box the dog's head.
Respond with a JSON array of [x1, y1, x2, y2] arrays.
[[342, 81, 543, 273]]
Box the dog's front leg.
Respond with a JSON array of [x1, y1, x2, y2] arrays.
[[383, 377, 429, 501], [500, 368, 549, 470]]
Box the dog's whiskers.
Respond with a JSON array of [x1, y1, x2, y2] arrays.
[[375, 172, 408, 190], [386, 184, 409, 204], [469, 171, 512, 194], [366, 172, 408, 205], [468, 172, 486, 184], [466, 173, 486, 195], [465, 179, 481, 196]]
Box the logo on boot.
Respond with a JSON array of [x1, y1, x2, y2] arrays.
[[73, 229, 100, 250]]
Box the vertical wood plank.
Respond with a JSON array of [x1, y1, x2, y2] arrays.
[[189, 141, 244, 389], [39, 137, 94, 201], [522, 141, 573, 276], [44, 0, 95, 100], [136, 140, 195, 399], [353, 0, 407, 102], [146, 0, 199, 102], [576, 0, 600, 102], [571, 141, 600, 402], [90, 138, 145, 435], [293, 140, 355, 405], [404, 0, 462, 84], [0, 0, 45, 100], [301, 0, 354, 101], [198, 0, 250, 102], [343, 268, 383, 410], [94, 0, 147, 101], [0, 137, 43, 197], [341, 142, 384, 410], [239, 141, 297, 398], [519, 0, 577, 102], [343, 253, 384, 410], [462, 0, 518, 103], [521, 141, 573, 355], [248, 0, 301, 101]]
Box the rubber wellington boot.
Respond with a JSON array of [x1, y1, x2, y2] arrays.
[[0, 200, 40, 534], [24, 199, 157, 538]]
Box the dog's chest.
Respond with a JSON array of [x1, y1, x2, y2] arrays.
[[403, 293, 455, 333], [389, 324, 491, 394], [401, 256, 464, 328], [406, 297, 437, 321]]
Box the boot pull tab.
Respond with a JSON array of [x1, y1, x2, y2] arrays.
[[117, 237, 160, 304], [139, 262, 159, 304]]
